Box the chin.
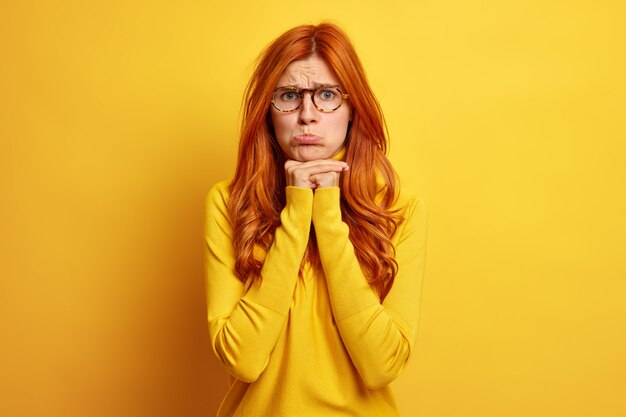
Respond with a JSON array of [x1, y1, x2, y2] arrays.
[[293, 147, 328, 162]]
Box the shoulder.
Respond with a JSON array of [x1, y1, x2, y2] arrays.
[[205, 179, 234, 225], [385, 174, 427, 218], [390, 178, 428, 243], [205, 179, 233, 208], [372, 170, 427, 222]]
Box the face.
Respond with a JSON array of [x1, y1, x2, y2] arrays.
[[270, 55, 351, 162]]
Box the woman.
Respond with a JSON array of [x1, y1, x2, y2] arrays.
[[204, 22, 428, 417]]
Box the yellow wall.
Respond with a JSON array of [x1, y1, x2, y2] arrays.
[[1, 1, 625, 416]]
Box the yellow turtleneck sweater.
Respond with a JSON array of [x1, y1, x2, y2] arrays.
[[204, 150, 428, 417]]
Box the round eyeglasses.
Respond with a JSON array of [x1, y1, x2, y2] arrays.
[[271, 85, 349, 113]]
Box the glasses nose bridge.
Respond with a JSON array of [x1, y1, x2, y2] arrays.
[[299, 88, 318, 111]]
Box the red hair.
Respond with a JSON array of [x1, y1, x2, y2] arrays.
[[228, 23, 403, 300]]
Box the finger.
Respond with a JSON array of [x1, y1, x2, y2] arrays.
[[284, 160, 304, 170], [288, 159, 348, 169], [294, 163, 349, 176], [311, 172, 341, 188]]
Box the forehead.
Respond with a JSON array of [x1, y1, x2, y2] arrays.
[[276, 55, 340, 87]]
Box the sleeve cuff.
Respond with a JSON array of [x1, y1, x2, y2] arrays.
[[312, 186, 342, 225]]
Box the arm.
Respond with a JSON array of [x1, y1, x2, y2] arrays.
[[312, 187, 428, 389], [204, 183, 313, 382]]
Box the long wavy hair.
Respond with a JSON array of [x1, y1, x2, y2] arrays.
[[228, 23, 404, 300]]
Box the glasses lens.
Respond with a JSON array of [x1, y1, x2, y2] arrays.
[[273, 88, 301, 111], [313, 87, 343, 111]]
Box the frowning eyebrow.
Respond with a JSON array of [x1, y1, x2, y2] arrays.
[[275, 83, 340, 89]]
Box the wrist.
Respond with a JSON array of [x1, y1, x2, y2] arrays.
[[312, 187, 342, 225]]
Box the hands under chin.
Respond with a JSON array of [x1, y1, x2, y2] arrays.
[[284, 159, 349, 189]]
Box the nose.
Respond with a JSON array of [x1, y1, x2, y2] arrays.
[[298, 92, 318, 125]]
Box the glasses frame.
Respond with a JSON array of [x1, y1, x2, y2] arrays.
[[271, 85, 350, 113]]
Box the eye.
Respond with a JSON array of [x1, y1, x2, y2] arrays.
[[281, 91, 298, 101], [319, 89, 336, 100]]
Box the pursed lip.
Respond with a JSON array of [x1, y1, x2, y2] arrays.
[[294, 134, 321, 144]]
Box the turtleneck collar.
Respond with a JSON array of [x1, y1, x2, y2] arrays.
[[330, 146, 347, 161]]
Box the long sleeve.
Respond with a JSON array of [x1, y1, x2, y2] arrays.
[[312, 186, 428, 389], [204, 182, 313, 382]]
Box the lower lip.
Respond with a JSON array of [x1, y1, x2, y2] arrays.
[[295, 135, 321, 144]]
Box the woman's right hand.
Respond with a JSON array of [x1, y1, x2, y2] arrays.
[[284, 159, 349, 189]]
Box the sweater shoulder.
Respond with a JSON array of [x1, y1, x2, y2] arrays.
[[205, 179, 233, 209], [375, 172, 426, 216], [205, 179, 235, 231]]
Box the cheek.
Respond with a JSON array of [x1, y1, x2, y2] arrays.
[[271, 113, 295, 142], [329, 113, 351, 135], [274, 117, 289, 132]]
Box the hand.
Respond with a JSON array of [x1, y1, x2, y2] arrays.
[[284, 159, 349, 189]]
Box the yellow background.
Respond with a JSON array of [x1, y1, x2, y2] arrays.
[[1, 1, 625, 416]]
